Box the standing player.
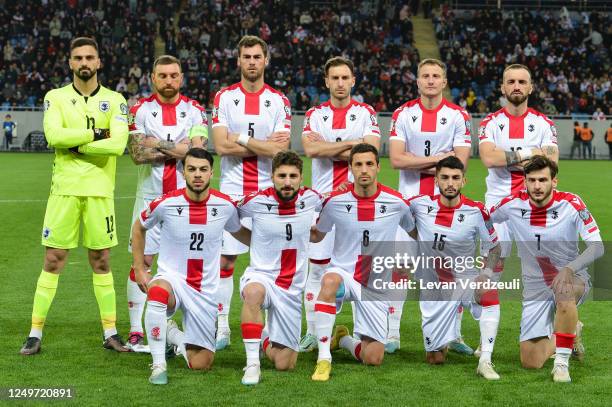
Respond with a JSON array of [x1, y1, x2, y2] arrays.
[[211, 35, 291, 349], [131, 148, 241, 384], [20, 37, 129, 355], [300, 56, 380, 352], [388, 58, 472, 354], [478, 64, 559, 321], [310, 143, 415, 381], [125, 55, 208, 351], [236, 151, 322, 385], [490, 156, 603, 382], [408, 156, 502, 380]]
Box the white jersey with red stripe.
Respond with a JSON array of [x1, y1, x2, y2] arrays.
[[389, 98, 471, 197], [238, 187, 323, 296], [409, 194, 498, 280], [139, 188, 240, 293], [316, 183, 415, 283], [212, 82, 291, 196], [129, 94, 208, 199], [479, 108, 558, 206], [490, 190, 601, 286], [303, 100, 380, 193]]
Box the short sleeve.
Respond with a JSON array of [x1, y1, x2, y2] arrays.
[[224, 204, 241, 233], [315, 201, 334, 232], [273, 94, 292, 132], [139, 197, 164, 229], [478, 115, 496, 145], [211, 89, 228, 127], [452, 109, 472, 147]]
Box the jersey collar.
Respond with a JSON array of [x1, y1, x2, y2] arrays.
[[182, 188, 212, 206], [350, 182, 382, 201], [436, 194, 465, 209], [153, 93, 183, 107], [72, 83, 101, 98], [417, 97, 446, 113], [239, 82, 266, 96], [528, 190, 556, 211]]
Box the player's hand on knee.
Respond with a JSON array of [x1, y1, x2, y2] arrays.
[[552, 267, 574, 300], [135, 268, 152, 293]]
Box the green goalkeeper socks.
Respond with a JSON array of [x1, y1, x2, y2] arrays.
[[30, 270, 59, 338], [93, 272, 117, 337]]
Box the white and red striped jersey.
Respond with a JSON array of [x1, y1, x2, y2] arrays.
[[212, 82, 291, 196], [409, 194, 498, 280], [490, 190, 601, 284], [316, 183, 415, 284], [479, 108, 558, 206], [238, 187, 323, 296], [140, 188, 240, 293], [129, 94, 207, 199], [303, 100, 380, 193], [389, 98, 472, 197]]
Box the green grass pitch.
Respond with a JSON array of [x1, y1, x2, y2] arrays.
[[0, 153, 611, 406]]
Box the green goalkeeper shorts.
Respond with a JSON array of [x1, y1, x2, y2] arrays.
[[41, 195, 118, 250]]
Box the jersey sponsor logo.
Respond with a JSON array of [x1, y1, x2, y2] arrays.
[[264, 99, 271, 107], [345, 204, 352, 212], [499, 124, 505, 131], [323, 115, 329, 122], [120, 103, 128, 115], [99, 101, 110, 113], [380, 205, 387, 213], [521, 209, 528, 218], [44, 100, 51, 111], [411, 115, 418, 123], [425, 336, 431, 345], [152, 111, 158, 117], [233, 99, 240, 106], [177, 207, 183, 215], [550, 210, 558, 219], [528, 124, 535, 132], [457, 214, 465, 222], [350, 114, 356, 121], [440, 117, 447, 125], [212, 208, 218, 216]]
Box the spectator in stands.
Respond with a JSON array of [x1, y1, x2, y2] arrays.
[[592, 107, 605, 120], [570, 121, 582, 159], [605, 123, 612, 160], [580, 122, 594, 159], [3, 114, 16, 150]]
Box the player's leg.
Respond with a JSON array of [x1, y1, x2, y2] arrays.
[[21, 195, 81, 355], [550, 275, 586, 382], [185, 345, 214, 370], [217, 253, 236, 349], [420, 300, 457, 365], [520, 337, 555, 369], [263, 286, 301, 371], [474, 283, 501, 380], [83, 196, 127, 351], [359, 336, 385, 366], [239, 279, 266, 385], [312, 270, 343, 381], [301, 259, 328, 352], [144, 279, 177, 385], [352, 300, 388, 366], [266, 344, 298, 371], [519, 299, 556, 369]]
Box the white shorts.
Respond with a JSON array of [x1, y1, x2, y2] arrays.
[[326, 266, 388, 344], [239, 269, 302, 351], [309, 210, 335, 260], [152, 272, 217, 352], [520, 275, 591, 342], [221, 194, 250, 255], [129, 196, 159, 255]]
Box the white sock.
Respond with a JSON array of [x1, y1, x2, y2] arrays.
[[455, 305, 464, 340], [217, 276, 233, 332], [167, 321, 187, 364], [339, 335, 362, 361], [304, 262, 325, 335], [103, 327, 117, 339], [388, 300, 404, 339], [145, 300, 167, 366], [127, 270, 147, 334], [479, 304, 500, 363], [554, 347, 571, 366], [315, 301, 336, 361], [29, 328, 43, 339], [244, 340, 260, 366]]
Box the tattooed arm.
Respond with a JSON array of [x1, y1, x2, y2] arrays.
[[127, 132, 168, 165], [541, 145, 559, 163]]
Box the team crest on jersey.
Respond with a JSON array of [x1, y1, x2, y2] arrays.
[[44, 100, 51, 111], [323, 115, 329, 122], [427, 206, 434, 214], [440, 117, 447, 125], [411, 116, 418, 123], [211, 208, 218, 216], [457, 214, 465, 223], [499, 124, 505, 131], [42, 227, 51, 239], [233, 99, 240, 106], [528, 124, 535, 132], [120, 103, 128, 115], [379, 205, 387, 214], [350, 114, 356, 121], [550, 210, 558, 219], [521, 209, 528, 218], [345, 204, 352, 213], [264, 99, 271, 108], [99, 101, 110, 113]]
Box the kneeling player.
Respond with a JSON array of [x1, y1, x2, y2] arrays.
[[490, 156, 603, 382], [408, 157, 502, 379], [235, 151, 322, 385], [131, 148, 241, 384], [310, 143, 415, 381]]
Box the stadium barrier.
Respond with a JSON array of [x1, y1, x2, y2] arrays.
[[2, 109, 610, 159]]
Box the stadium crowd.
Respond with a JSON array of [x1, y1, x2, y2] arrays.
[[0, 1, 609, 116]]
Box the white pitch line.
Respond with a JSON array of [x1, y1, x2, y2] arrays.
[[0, 196, 136, 203]]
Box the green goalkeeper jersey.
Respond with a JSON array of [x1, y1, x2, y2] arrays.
[[43, 83, 129, 198]]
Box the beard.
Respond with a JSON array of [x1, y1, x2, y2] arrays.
[[242, 67, 264, 82], [157, 85, 180, 99], [275, 187, 298, 202], [527, 187, 553, 204], [186, 180, 210, 194], [506, 92, 529, 106], [441, 188, 460, 201], [74, 67, 96, 81]]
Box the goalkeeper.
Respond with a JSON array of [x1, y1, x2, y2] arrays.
[[20, 37, 130, 355]]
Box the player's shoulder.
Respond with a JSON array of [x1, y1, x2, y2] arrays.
[[378, 183, 405, 201], [150, 188, 186, 210], [322, 185, 352, 207], [209, 188, 237, 207], [527, 107, 555, 126], [45, 84, 70, 99], [300, 186, 323, 200], [179, 94, 206, 111], [263, 84, 290, 103], [350, 100, 377, 114], [491, 191, 529, 212], [99, 85, 126, 101], [480, 108, 506, 126], [553, 190, 587, 211], [391, 98, 419, 119], [405, 193, 431, 206], [461, 196, 489, 217], [305, 101, 329, 117], [443, 98, 470, 118], [214, 82, 241, 100], [130, 94, 156, 114]]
